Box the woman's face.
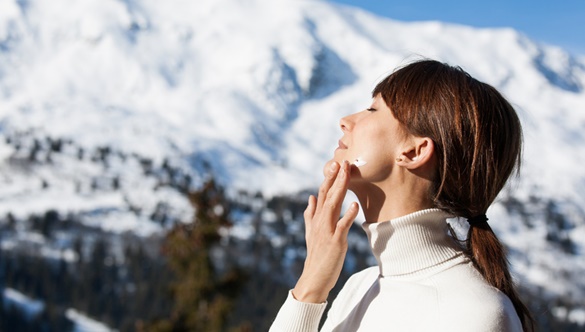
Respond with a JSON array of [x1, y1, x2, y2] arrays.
[[330, 94, 409, 185]]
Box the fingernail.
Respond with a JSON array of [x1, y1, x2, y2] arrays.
[[330, 162, 339, 173], [340, 161, 348, 176]]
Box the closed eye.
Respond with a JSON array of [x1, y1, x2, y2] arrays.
[[366, 108, 376, 112]]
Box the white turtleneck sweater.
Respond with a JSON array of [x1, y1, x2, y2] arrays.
[[269, 209, 522, 332]]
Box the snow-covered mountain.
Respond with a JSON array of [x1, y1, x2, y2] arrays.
[[1, 0, 585, 325]]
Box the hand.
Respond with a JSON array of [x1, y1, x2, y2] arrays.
[[292, 160, 360, 303]]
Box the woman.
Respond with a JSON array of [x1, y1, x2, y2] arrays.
[[270, 60, 533, 331]]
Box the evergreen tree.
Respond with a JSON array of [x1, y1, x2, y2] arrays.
[[144, 179, 247, 332]]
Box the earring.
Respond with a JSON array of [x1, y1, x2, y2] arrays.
[[395, 157, 402, 162]]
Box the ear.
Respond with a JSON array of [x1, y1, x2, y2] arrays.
[[395, 137, 435, 170]]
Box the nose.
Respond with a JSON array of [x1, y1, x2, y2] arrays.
[[339, 114, 353, 132]]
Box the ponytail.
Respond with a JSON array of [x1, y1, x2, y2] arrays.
[[468, 222, 534, 332]]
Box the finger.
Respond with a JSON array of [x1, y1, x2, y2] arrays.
[[315, 161, 340, 214], [323, 160, 351, 216], [304, 195, 317, 245], [303, 195, 317, 222], [335, 202, 359, 238]]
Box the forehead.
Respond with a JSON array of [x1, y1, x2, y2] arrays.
[[370, 94, 388, 108], [371, 95, 397, 120]]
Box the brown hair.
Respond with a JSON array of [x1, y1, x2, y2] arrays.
[[373, 60, 533, 331]]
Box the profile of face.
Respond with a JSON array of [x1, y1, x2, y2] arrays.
[[328, 94, 411, 187]]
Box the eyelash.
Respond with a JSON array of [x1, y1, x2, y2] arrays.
[[366, 108, 376, 112]]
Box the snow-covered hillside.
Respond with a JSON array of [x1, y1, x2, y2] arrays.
[[1, 0, 585, 325]]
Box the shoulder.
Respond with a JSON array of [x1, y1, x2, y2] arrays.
[[334, 266, 379, 302], [432, 261, 523, 331], [324, 267, 379, 319], [343, 266, 380, 288]]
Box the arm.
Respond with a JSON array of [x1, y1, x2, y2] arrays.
[[269, 160, 359, 331], [268, 291, 327, 332]]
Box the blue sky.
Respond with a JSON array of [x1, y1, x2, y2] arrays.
[[330, 0, 585, 56]]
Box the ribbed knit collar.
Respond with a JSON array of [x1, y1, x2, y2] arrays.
[[362, 208, 463, 277]]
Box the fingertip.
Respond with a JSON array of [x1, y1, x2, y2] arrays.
[[347, 202, 359, 218], [337, 160, 349, 180], [342, 202, 357, 216], [346, 202, 357, 212], [329, 161, 339, 173], [305, 195, 316, 217]]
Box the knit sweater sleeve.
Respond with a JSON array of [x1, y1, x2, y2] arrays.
[[268, 290, 327, 332]]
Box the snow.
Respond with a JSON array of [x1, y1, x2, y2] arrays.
[[66, 308, 115, 332], [2, 288, 115, 331], [3, 288, 44, 319], [553, 306, 585, 326], [2, 0, 583, 197]]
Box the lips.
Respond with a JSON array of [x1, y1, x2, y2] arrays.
[[338, 139, 348, 149]]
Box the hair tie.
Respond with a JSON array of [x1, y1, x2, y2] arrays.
[[467, 214, 488, 226]]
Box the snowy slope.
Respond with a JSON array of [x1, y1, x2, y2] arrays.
[[3, 288, 114, 331], [1, 0, 584, 195], [1, 0, 585, 319]]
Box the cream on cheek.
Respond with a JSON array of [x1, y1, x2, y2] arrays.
[[352, 157, 367, 167]]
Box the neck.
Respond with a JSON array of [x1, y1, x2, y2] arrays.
[[351, 179, 434, 223]]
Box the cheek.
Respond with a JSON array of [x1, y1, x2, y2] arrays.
[[348, 141, 396, 181], [352, 135, 391, 165]]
